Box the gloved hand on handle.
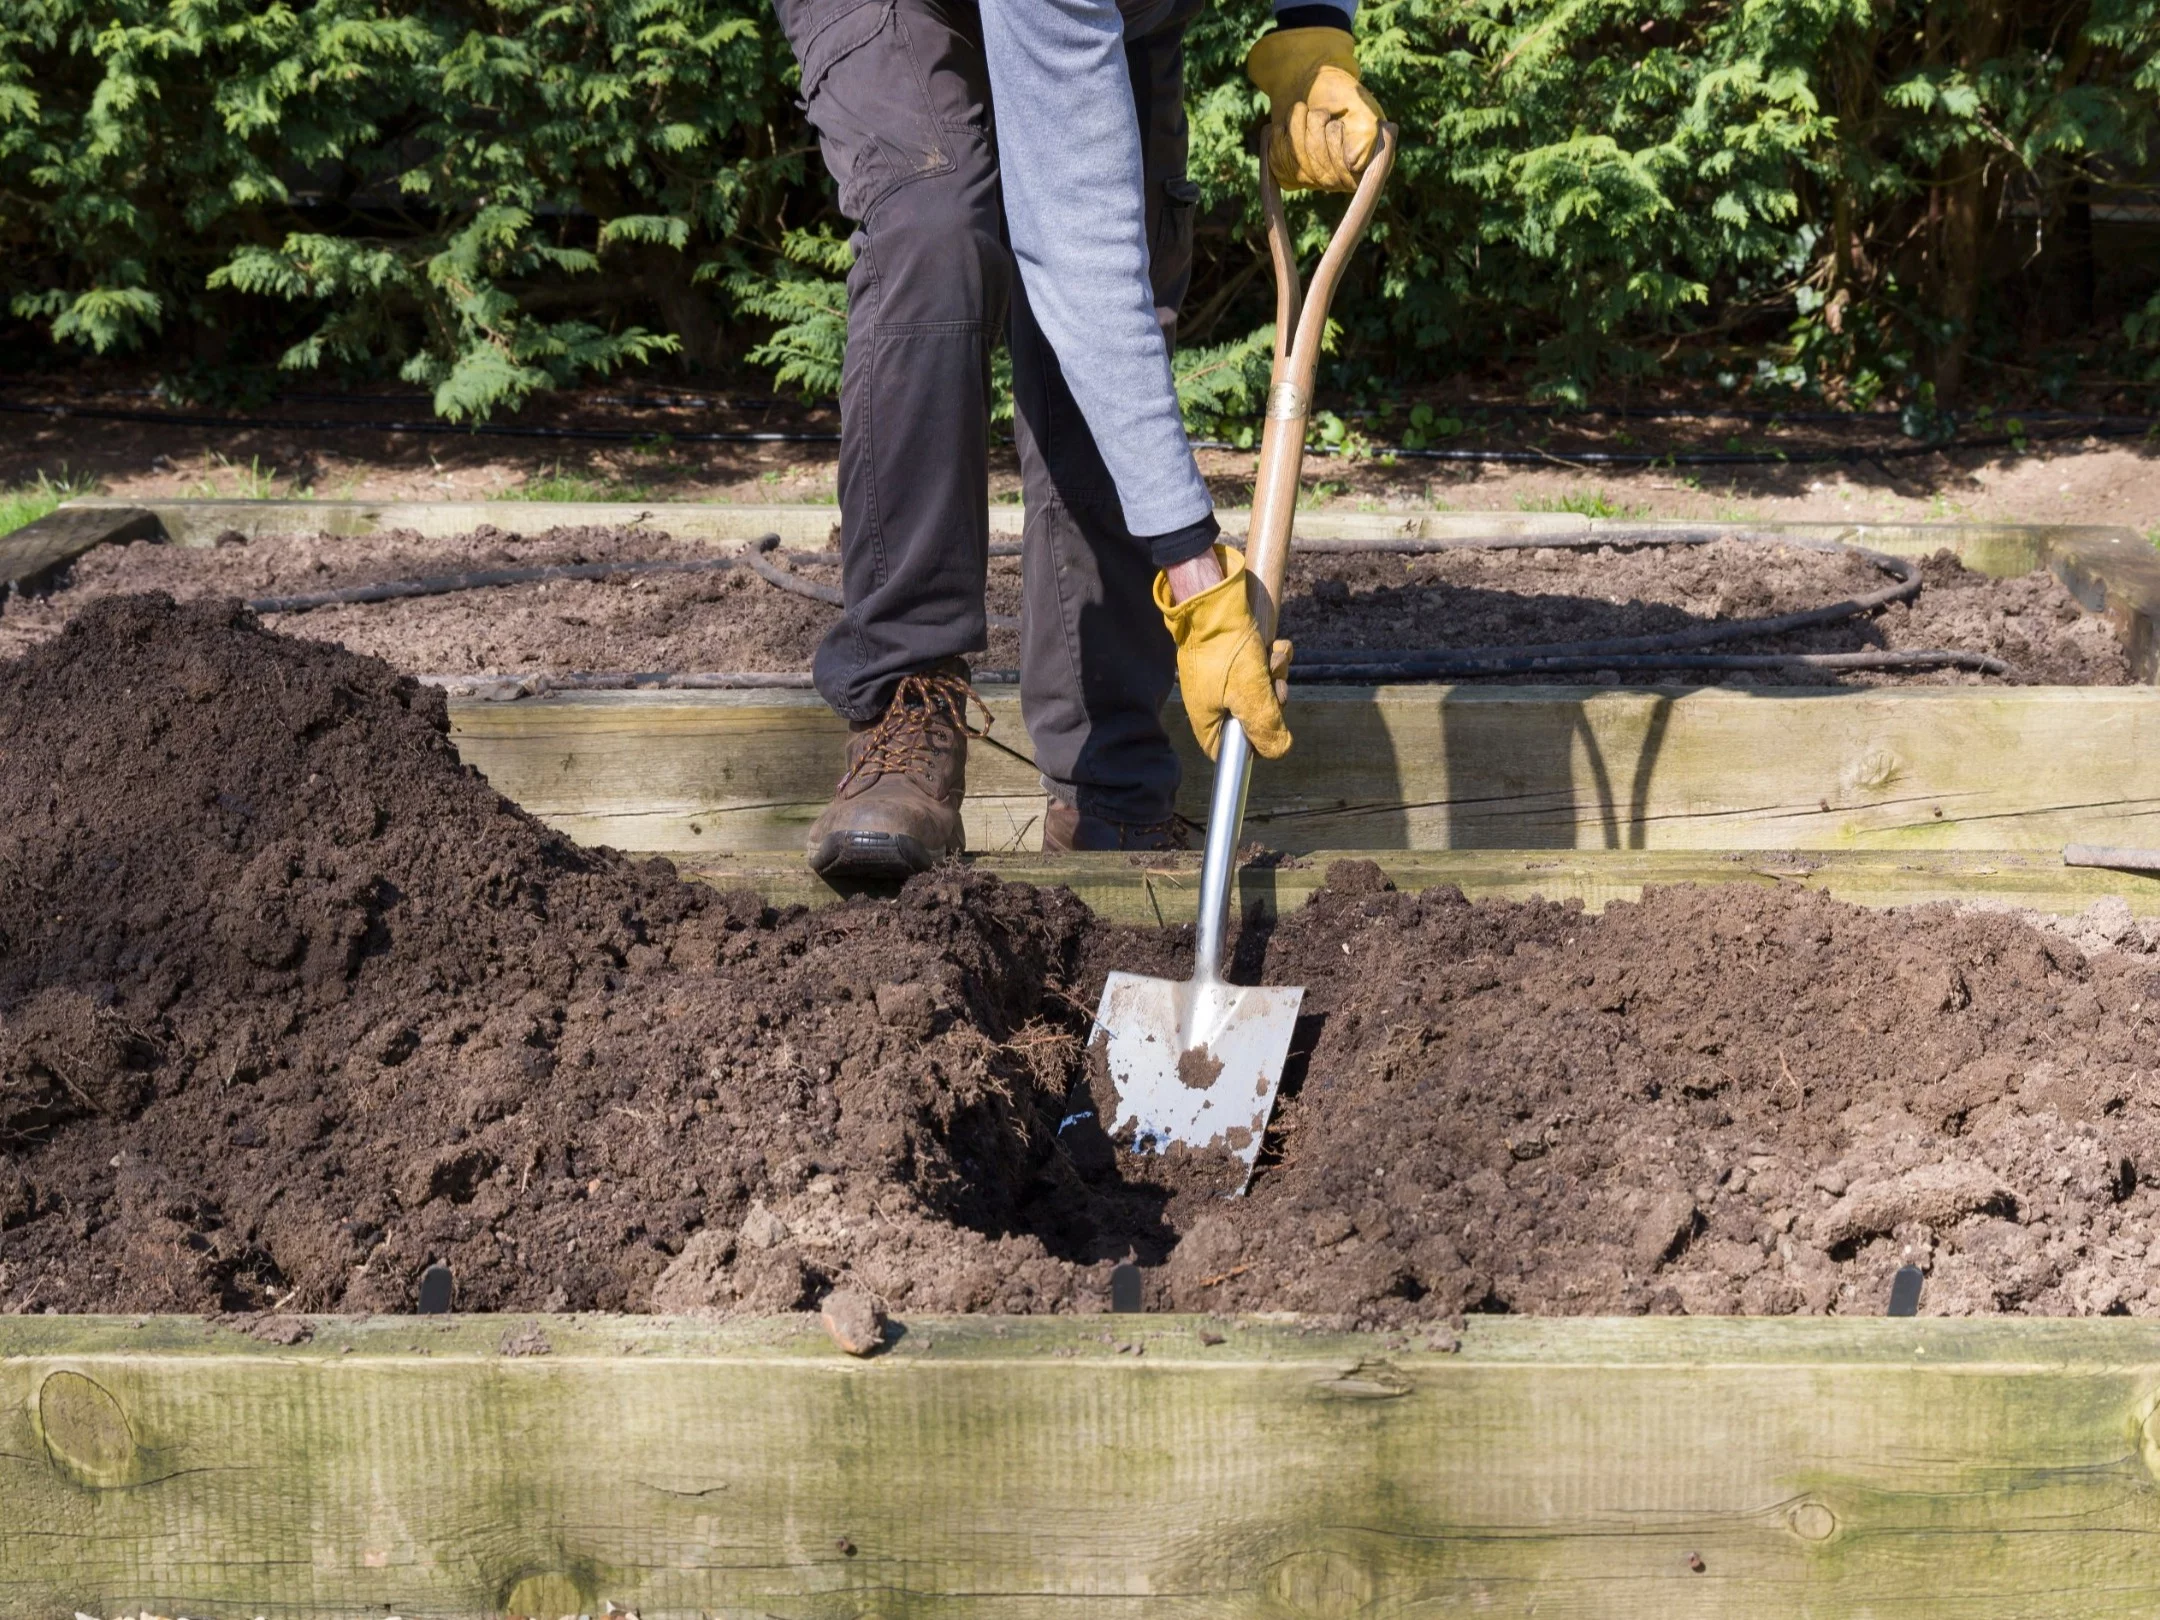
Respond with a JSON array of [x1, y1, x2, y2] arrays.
[[1155, 545, 1293, 761], [1244, 26, 1386, 194]]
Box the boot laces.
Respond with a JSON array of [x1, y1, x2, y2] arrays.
[[841, 669, 991, 789]]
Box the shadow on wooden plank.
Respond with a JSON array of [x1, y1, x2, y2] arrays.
[[683, 847, 2160, 923], [0, 505, 161, 593]]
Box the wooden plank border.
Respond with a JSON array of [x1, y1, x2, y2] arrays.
[[448, 683, 2160, 856], [51, 494, 2139, 574], [7, 1313, 2160, 1618], [680, 847, 2160, 922], [0, 505, 159, 595], [2048, 526, 2160, 683]]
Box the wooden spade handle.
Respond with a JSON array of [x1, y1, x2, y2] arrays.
[[1241, 122, 1398, 641]]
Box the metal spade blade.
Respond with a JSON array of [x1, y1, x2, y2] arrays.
[[1093, 967, 1302, 1194], [1089, 718, 1301, 1196], [1086, 128, 1393, 1198]]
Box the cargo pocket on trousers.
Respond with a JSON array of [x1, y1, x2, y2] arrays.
[[1151, 176, 1201, 335], [793, 0, 956, 221]]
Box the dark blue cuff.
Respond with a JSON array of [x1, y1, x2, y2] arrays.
[[1271, 4, 1355, 30], [1144, 512, 1221, 570]]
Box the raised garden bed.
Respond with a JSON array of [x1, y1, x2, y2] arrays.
[[5, 594, 2159, 1324], [11, 501, 2159, 873], [8, 504, 2160, 1616]]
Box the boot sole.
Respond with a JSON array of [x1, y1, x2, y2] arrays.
[[807, 829, 945, 882]]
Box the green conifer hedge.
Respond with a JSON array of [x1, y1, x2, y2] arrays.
[[4, 0, 2157, 419]]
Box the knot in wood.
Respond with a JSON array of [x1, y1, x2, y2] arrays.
[[1267, 1547, 1377, 1619], [1787, 1499, 1838, 1541], [37, 1370, 139, 1488], [503, 1571, 587, 1620]]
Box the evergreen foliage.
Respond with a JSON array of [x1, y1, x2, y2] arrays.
[[3, 0, 2157, 417]]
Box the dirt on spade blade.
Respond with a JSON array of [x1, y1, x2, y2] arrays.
[[4, 596, 2160, 1322]]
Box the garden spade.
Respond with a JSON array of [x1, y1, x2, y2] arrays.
[[1091, 124, 1396, 1194]]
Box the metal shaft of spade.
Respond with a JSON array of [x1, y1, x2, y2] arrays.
[[1088, 129, 1396, 1197], [1189, 126, 1399, 981]]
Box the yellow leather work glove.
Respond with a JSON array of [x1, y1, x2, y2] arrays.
[[1154, 545, 1293, 762], [1244, 27, 1385, 193]]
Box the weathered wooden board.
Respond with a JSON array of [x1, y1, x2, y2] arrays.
[[680, 847, 2160, 922], [55, 495, 2121, 577], [8, 1313, 2160, 1619], [55, 496, 1602, 548], [0, 504, 159, 593], [449, 684, 2160, 854], [2049, 526, 2160, 682]]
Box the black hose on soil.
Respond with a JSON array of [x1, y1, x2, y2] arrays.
[[248, 552, 750, 615], [1284, 542, 1926, 674], [746, 535, 1023, 633], [260, 526, 2006, 684], [1294, 648, 2011, 679], [6, 393, 2152, 466]]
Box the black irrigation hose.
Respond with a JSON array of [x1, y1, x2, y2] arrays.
[[723, 529, 2004, 679], [1284, 542, 1924, 674], [246, 553, 747, 614], [63, 385, 2160, 429], [0, 397, 837, 447], [1347, 403, 2160, 427], [1295, 648, 2010, 679], [740, 537, 842, 606], [1192, 422, 2157, 466], [747, 535, 1024, 632], [3, 393, 2150, 466], [247, 526, 2002, 683]]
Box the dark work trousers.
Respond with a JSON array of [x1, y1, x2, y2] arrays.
[[776, 0, 1201, 826]]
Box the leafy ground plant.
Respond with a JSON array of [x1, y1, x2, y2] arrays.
[[0, 472, 99, 536]]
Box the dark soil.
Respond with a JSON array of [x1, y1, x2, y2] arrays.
[[0, 527, 2130, 686], [4, 598, 2158, 1322]]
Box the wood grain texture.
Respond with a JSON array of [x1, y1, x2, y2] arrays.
[[6, 1313, 2160, 1618], [449, 684, 2160, 855], [2044, 526, 2160, 683], [62, 497, 1598, 549], [59, 496, 2089, 576], [0, 505, 161, 592], [679, 847, 2160, 921]]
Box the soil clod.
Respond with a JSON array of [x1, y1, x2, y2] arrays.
[[820, 1286, 887, 1355]]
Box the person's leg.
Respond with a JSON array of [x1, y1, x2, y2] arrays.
[[778, 0, 1008, 718], [1012, 0, 1205, 849], [776, 0, 1008, 875]]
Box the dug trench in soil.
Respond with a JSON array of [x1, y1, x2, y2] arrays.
[[0, 525, 2132, 686], [4, 597, 2160, 1322]]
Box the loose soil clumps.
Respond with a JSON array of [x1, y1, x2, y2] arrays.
[[0, 596, 1097, 1315], [0, 527, 2130, 686], [3, 598, 2157, 1320]]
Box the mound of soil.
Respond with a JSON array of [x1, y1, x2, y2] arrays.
[[0, 527, 2130, 687], [3, 597, 2157, 1321]]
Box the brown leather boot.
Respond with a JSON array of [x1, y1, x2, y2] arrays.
[[1042, 802, 1190, 853], [806, 661, 984, 880]]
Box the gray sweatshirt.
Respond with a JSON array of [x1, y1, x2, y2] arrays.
[[980, 0, 1353, 558]]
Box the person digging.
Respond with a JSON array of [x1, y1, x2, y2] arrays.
[[778, 0, 1388, 876]]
